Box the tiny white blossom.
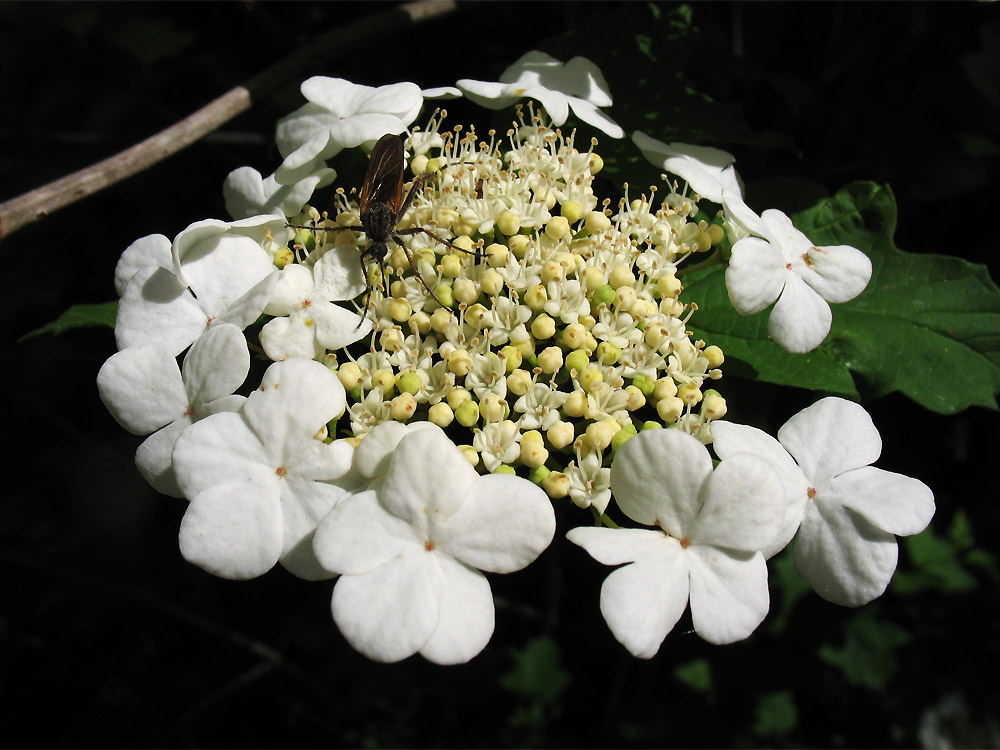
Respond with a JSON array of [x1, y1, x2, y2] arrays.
[[565, 450, 612, 514], [568, 429, 784, 657], [457, 52, 624, 138], [313, 426, 556, 664], [726, 209, 872, 353], [472, 419, 521, 472], [712, 397, 935, 606]]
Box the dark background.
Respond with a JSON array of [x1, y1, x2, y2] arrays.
[[2, 2, 998, 747]]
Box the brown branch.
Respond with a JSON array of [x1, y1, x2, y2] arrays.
[[0, 0, 458, 242]]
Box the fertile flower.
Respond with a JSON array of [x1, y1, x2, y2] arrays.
[[275, 77, 423, 184], [712, 397, 935, 606], [457, 51, 624, 138], [313, 425, 556, 664], [171, 359, 355, 581], [115, 217, 282, 356], [567, 429, 784, 657], [726, 209, 872, 353], [223, 165, 335, 220], [97, 323, 250, 496]]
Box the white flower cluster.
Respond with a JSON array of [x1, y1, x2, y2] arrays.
[[96, 54, 934, 663]]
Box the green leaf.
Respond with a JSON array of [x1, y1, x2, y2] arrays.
[[752, 690, 798, 737], [499, 636, 570, 704], [19, 302, 118, 341], [892, 515, 990, 595], [818, 609, 911, 690], [673, 658, 713, 693], [794, 182, 1000, 413]]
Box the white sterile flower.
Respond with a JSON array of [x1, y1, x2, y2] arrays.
[[260, 245, 372, 361], [275, 77, 423, 184], [312, 426, 556, 664], [171, 359, 355, 581], [115, 218, 280, 356], [114, 234, 172, 296], [223, 165, 335, 220], [97, 324, 250, 497], [726, 209, 873, 353], [473, 420, 522, 472], [457, 51, 624, 138], [712, 397, 935, 606], [567, 429, 784, 657]]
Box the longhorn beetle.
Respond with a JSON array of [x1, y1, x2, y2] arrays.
[[291, 133, 478, 322]]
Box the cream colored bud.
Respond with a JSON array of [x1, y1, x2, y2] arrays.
[[608, 266, 635, 290], [644, 323, 669, 348], [388, 246, 410, 272], [379, 327, 405, 352], [507, 368, 533, 396], [653, 377, 678, 400], [614, 286, 638, 312], [435, 207, 459, 230], [455, 400, 480, 427], [440, 253, 463, 278], [459, 444, 480, 466], [497, 210, 521, 236], [450, 235, 476, 253], [596, 341, 621, 365], [336, 362, 362, 391], [542, 471, 571, 499], [520, 439, 549, 468], [585, 210, 611, 235], [524, 284, 549, 311], [410, 153, 429, 176], [446, 386, 471, 410], [589, 152, 605, 174], [390, 393, 417, 421], [578, 366, 604, 393], [537, 345, 564, 374], [540, 260, 565, 285], [545, 215, 571, 240], [563, 389, 588, 418], [408, 311, 431, 335], [656, 395, 684, 423], [465, 302, 488, 329], [388, 297, 411, 322], [625, 384, 646, 410], [447, 349, 472, 377], [701, 390, 727, 420], [430, 307, 456, 332], [531, 314, 556, 340], [703, 345, 725, 368], [708, 224, 725, 245], [580, 266, 605, 293], [546, 420, 575, 450], [695, 230, 713, 252], [477, 268, 503, 297], [586, 417, 621, 452], [660, 297, 685, 318], [480, 393, 507, 422], [657, 274, 682, 298], [678, 382, 703, 406], [508, 234, 531, 259], [453, 278, 479, 305], [562, 322, 588, 350], [427, 402, 454, 428], [560, 200, 584, 224], [484, 243, 509, 267], [373, 368, 396, 395], [273, 247, 295, 269]]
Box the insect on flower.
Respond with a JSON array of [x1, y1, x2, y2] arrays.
[[291, 133, 477, 322]]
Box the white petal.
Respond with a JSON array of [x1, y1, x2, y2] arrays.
[[311, 301, 372, 350], [826, 466, 934, 537], [212, 271, 279, 332], [277, 474, 352, 580], [242, 359, 346, 445], [688, 547, 770, 644], [264, 264, 313, 316], [115, 265, 207, 355], [312, 244, 368, 301], [800, 243, 872, 303], [177, 232, 275, 320], [183, 323, 250, 410], [455, 79, 518, 109], [609, 429, 712, 536], [566, 526, 668, 566], [597, 538, 689, 658], [689, 453, 785, 553], [314, 489, 420, 575], [768, 271, 832, 353], [179, 480, 283, 580], [259, 314, 321, 361], [567, 98, 624, 138], [97, 345, 187, 434], [114, 234, 172, 296], [778, 397, 882, 482], [331, 549, 441, 663], [794, 498, 899, 606], [563, 56, 614, 106], [172, 411, 273, 499], [135, 418, 188, 497], [725, 237, 787, 315], [355, 421, 432, 479], [330, 113, 410, 151], [440, 474, 555, 573], [418, 555, 495, 665], [222, 167, 269, 220]]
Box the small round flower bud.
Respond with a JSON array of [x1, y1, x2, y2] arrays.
[[614, 285, 637, 312], [596, 341, 622, 365], [608, 266, 635, 290], [652, 377, 678, 400], [578, 366, 604, 393], [499, 345, 523, 373], [694, 230, 713, 252], [546, 420, 575, 450], [520, 439, 549, 468], [644, 322, 669, 348], [430, 307, 456, 333], [389, 393, 417, 421], [529, 464, 551, 485], [701, 389, 727, 420], [396, 371, 423, 395], [561, 200, 584, 224], [563, 389, 588, 418], [703, 345, 725, 368], [657, 274, 682, 298], [641, 420, 662, 431], [524, 284, 549, 311], [450, 235, 476, 254], [708, 223, 725, 245], [564, 349, 590, 374], [632, 374, 655, 396], [480, 393, 506, 422], [580, 266, 605, 293], [586, 417, 621, 452], [373, 368, 396, 395], [542, 471, 571, 499], [660, 297, 685, 318], [428, 402, 454, 428], [537, 345, 564, 374], [434, 207, 458, 230], [455, 400, 481, 427], [379, 328, 405, 352], [610, 423, 637, 454], [389, 246, 410, 272], [624, 384, 646, 410], [497, 210, 521, 236], [459, 444, 480, 466], [531, 314, 556, 340], [508, 234, 531, 259], [656, 395, 684, 423], [388, 297, 411, 322], [410, 153, 429, 176], [273, 247, 295, 269], [589, 153, 604, 174], [440, 253, 463, 278], [494, 464, 517, 475], [446, 386, 471, 410], [562, 322, 588, 350], [453, 278, 479, 305], [545, 215, 571, 241], [465, 302, 488, 329], [408, 311, 431, 335], [592, 284, 616, 308], [678, 382, 703, 406], [447, 348, 473, 377], [585, 210, 611, 235], [484, 243, 509, 267], [434, 282, 455, 307], [507, 368, 532, 396], [337, 362, 362, 391], [541, 260, 565, 284]]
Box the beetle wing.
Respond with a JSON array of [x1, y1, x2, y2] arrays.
[[358, 134, 405, 214]]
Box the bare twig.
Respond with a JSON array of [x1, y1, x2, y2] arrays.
[[0, 0, 457, 242]]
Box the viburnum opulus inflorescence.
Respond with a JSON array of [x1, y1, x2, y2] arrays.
[[295, 107, 730, 513]]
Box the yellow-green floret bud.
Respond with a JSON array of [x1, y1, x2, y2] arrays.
[[564, 349, 590, 374], [459, 444, 479, 466], [434, 282, 455, 307], [577, 366, 604, 393], [632, 374, 655, 396], [531, 314, 556, 340], [641, 420, 662, 430], [494, 464, 517, 475], [529, 465, 551, 485], [497, 210, 521, 236], [653, 377, 678, 400], [703, 344, 725, 368], [610, 423, 638, 454], [396, 371, 423, 395], [499, 345, 523, 373], [695, 230, 713, 252], [545, 215, 571, 241], [428, 402, 454, 428], [678, 382, 703, 406], [446, 386, 471, 410], [453, 278, 478, 305], [455, 400, 480, 427], [484, 243, 509, 267], [562, 390, 588, 418], [596, 341, 622, 365], [465, 302, 488, 329], [508, 234, 531, 259], [373, 368, 395, 395], [580, 266, 605, 293], [708, 223, 725, 245], [408, 311, 430, 335], [657, 273, 682, 298], [585, 210, 611, 235], [561, 200, 584, 224], [562, 322, 589, 350], [589, 152, 604, 174], [480, 268, 505, 297], [440, 253, 463, 278], [447, 349, 472, 377], [608, 266, 636, 290], [273, 247, 295, 269], [592, 284, 616, 308], [624, 384, 646, 410], [388, 297, 412, 322], [586, 417, 621, 452]]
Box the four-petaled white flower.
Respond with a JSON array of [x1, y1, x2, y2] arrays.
[[313, 424, 556, 664], [97, 323, 250, 497], [726, 208, 872, 353], [275, 77, 423, 184], [223, 165, 336, 220], [260, 245, 373, 361], [712, 397, 935, 606], [171, 359, 356, 581], [568, 429, 784, 657], [457, 51, 624, 138]]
